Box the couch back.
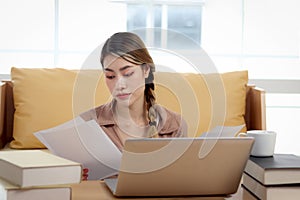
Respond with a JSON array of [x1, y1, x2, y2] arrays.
[[0, 68, 266, 149]]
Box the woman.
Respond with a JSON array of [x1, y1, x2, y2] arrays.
[[80, 33, 187, 179], [81, 32, 187, 147]]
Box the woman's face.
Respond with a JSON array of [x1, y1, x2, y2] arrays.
[[103, 54, 150, 107]]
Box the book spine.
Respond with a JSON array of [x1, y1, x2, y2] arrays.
[[0, 189, 8, 200], [7, 187, 71, 200], [244, 159, 265, 184], [242, 172, 267, 199], [0, 160, 23, 187]]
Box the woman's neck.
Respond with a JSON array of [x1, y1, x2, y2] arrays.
[[114, 99, 148, 126]]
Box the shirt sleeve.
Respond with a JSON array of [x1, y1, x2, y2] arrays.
[[173, 118, 188, 137]]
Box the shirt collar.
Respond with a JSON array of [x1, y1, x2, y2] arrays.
[[97, 101, 181, 134], [96, 101, 115, 126]]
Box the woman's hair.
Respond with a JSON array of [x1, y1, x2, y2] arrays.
[[100, 32, 157, 137]]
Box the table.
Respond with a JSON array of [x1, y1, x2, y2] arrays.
[[71, 181, 257, 200]]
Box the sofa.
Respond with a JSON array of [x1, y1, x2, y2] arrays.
[[0, 67, 266, 150]]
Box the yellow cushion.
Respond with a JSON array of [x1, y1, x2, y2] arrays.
[[10, 67, 247, 148], [10, 67, 110, 148], [155, 71, 248, 137]]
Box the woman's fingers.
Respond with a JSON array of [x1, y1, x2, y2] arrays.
[[82, 168, 89, 181]]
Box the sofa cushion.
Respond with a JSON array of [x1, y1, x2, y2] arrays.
[[155, 71, 248, 137], [10, 67, 248, 149], [10, 67, 110, 148]]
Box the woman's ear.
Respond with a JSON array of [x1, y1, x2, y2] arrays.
[[143, 64, 150, 78]]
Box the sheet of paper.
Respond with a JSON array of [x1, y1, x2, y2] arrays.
[[199, 124, 245, 138], [198, 124, 245, 159], [34, 118, 122, 180]]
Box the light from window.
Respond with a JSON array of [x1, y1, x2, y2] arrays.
[[126, 3, 202, 49]]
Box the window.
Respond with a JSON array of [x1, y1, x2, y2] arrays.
[[0, 0, 127, 74], [124, 1, 203, 49]]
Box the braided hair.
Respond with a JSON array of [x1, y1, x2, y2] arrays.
[[100, 32, 158, 137]]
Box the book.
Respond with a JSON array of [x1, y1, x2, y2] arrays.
[[0, 178, 71, 200], [0, 150, 82, 187], [244, 154, 300, 185], [242, 172, 300, 200], [242, 186, 259, 200]]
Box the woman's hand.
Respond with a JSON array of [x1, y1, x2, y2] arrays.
[[82, 168, 89, 181]]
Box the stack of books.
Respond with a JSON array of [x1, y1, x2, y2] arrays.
[[242, 154, 300, 200], [0, 150, 82, 200]]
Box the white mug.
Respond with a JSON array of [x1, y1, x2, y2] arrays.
[[239, 130, 277, 157]]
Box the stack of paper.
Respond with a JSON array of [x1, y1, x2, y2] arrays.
[[34, 117, 122, 180]]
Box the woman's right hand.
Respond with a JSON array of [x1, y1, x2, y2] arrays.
[[82, 168, 89, 181]]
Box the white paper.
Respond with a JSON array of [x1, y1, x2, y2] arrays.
[[198, 124, 245, 159], [199, 124, 245, 138], [34, 117, 122, 180]]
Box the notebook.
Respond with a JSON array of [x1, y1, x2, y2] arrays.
[[104, 137, 254, 197]]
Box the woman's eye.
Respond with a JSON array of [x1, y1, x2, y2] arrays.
[[124, 71, 134, 77], [105, 75, 115, 80]]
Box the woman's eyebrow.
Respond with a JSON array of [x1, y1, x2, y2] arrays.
[[104, 68, 114, 72], [104, 65, 134, 72], [119, 65, 134, 72]]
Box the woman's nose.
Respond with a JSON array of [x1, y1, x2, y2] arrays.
[[115, 76, 126, 90]]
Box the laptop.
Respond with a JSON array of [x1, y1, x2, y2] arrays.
[[104, 137, 254, 197]]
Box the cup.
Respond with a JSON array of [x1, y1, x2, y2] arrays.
[[239, 130, 277, 157]]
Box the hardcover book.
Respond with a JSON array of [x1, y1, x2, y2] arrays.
[[244, 154, 300, 185], [0, 150, 82, 187], [0, 178, 71, 200], [242, 172, 300, 200]]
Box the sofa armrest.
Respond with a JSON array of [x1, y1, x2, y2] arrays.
[[0, 82, 5, 148], [0, 80, 14, 149], [245, 84, 266, 130]]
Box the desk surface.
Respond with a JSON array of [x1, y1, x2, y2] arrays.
[[71, 181, 257, 200]]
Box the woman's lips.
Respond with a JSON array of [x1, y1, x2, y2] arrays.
[[116, 93, 131, 100]]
